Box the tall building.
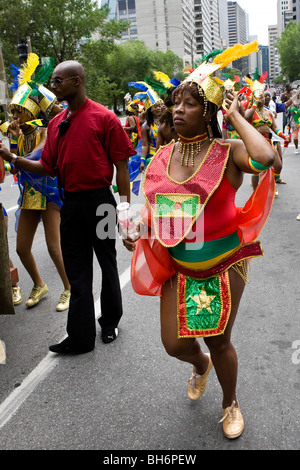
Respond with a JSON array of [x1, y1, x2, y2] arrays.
[[227, 1, 249, 73], [259, 45, 270, 82], [194, 0, 212, 59], [277, 0, 293, 33], [268, 25, 280, 83], [292, 0, 300, 21], [218, 0, 229, 49], [101, 0, 197, 67], [248, 35, 263, 75]]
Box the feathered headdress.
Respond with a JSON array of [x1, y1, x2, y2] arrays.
[[244, 71, 268, 99], [153, 71, 181, 91], [9, 54, 56, 119], [181, 41, 259, 107], [217, 75, 240, 91], [128, 81, 163, 110]]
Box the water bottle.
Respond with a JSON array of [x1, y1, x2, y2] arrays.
[[116, 202, 138, 240]]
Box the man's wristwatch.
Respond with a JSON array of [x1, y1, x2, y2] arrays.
[[10, 155, 18, 165]]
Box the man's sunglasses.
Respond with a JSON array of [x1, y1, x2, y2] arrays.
[[50, 75, 78, 86]]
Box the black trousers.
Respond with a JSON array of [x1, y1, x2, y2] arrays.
[[60, 187, 123, 349]]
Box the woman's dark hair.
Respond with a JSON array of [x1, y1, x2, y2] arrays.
[[159, 94, 175, 132], [172, 82, 222, 138], [146, 106, 156, 126]]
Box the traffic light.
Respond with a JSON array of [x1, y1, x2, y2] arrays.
[[17, 39, 28, 65]]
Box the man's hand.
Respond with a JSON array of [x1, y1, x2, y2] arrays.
[[0, 142, 14, 162]]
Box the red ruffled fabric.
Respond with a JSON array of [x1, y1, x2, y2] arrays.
[[131, 167, 275, 296]]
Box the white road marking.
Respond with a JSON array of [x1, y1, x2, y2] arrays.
[[0, 265, 131, 429]]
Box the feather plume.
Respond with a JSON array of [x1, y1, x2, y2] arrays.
[[153, 71, 173, 89], [213, 41, 259, 69], [214, 77, 224, 85], [145, 77, 169, 96], [234, 76, 240, 83], [128, 81, 149, 92], [244, 76, 253, 86], [170, 78, 181, 88], [200, 49, 224, 64], [18, 53, 39, 85], [31, 57, 55, 87], [10, 63, 20, 93], [253, 68, 260, 81], [259, 71, 268, 83], [133, 92, 148, 101]]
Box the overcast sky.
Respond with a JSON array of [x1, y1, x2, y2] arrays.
[[236, 0, 278, 45]]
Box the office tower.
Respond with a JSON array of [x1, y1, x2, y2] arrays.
[[268, 24, 280, 82], [101, 0, 196, 67], [277, 0, 293, 33], [291, 0, 300, 21], [227, 1, 249, 73]]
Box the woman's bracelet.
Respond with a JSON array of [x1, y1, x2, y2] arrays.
[[248, 156, 272, 173], [10, 136, 18, 150], [275, 129, 287, 140]]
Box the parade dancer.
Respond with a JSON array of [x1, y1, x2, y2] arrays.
[[124, 42, 276, 439]]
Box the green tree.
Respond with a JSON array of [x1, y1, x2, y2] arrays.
[[277, 21, 300, 82], [0, 1, 129, 65]]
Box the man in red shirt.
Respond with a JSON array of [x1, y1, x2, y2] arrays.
[[0, 60, 136, 354]]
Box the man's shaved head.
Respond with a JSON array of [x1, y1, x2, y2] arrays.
[[53, 60, 85, 83]]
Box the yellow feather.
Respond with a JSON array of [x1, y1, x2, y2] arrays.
[[19, 53, 39, 85], [153, 71, 173, 88], [214, 77, 224, 85], [244, 77, 253, 85], [213, 41, 259, 69]]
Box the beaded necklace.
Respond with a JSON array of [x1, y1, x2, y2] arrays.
[[178, 132, 208, 166]]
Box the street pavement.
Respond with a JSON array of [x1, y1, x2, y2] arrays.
[[0, 132, 300, 453]]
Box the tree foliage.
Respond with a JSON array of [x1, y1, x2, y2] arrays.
[[0, 1, 184, 109], [277, 21, 300, 82]]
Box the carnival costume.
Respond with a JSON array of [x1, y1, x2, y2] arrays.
[[130, 41, 275, 338], [8, 54, 62, 210], [127, 81, 163, 185], [246, 77, 289, 181], [219, 76, 241, 139]]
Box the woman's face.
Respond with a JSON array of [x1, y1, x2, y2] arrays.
[[12, 108, 32, 131], [152, 103, 162, 117], [173, 88, 206, 137], [264, 93, 270, 106]]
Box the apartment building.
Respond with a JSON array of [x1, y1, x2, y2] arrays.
[[101, 0, 197, 67], [277, 0, 293, 33], [268, 24, 280, 83], [291, 0, 300, 21], [227, 1, 249, 73]]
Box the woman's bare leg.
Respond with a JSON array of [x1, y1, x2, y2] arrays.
[[204, 267, 246, 408], [16, 209, 44, 287], [160, 275, 209, 375], [41, 203, 70, 290]]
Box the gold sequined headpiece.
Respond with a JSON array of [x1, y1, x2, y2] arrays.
[[182, 41, 259, 108], [9, 54, 57, 119]]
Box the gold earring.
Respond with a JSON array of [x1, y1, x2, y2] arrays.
[[207, 123, 213, 141]]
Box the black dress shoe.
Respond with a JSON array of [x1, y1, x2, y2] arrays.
[[101, 328, 118, 344], [49, 337, 94, 354]]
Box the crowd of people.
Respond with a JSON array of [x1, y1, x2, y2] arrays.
[[0, 39, 300, 441]]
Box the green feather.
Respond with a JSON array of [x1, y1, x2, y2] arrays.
[[253, 67, 259, 81], [31, 57, 55, 87], [200, 49, 224, 63], [144, 77, 169, 96]]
